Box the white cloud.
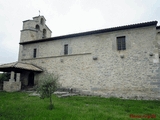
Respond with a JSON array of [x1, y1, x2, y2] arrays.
[[52, 2, 106, 36]]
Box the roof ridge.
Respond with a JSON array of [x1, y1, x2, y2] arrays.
[[12, 61, 19, 67], [30, 63, 43, 71], [18, 62, 43, 71], [0, 62, 43, 72]]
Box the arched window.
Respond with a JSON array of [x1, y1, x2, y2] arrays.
[[40, 18, 44, 25], [43, 29, 46, 38], [35, 25, 40, 30]]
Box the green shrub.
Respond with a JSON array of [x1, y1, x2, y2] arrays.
[[0, 72, 10, 83]]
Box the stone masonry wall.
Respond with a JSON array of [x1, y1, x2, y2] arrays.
[[20, 25, 160, 99], [3, 81, 21, 92]]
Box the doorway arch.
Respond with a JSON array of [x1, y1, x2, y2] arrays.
[[28, 72, 34, 86]]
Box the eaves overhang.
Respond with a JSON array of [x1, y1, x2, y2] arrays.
[[20, 21, 158, 45], [0, 62, 43, 73]]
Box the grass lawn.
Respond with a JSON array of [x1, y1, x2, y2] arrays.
[[0, 91, 160, 120]]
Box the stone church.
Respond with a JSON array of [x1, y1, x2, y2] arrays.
[[1, 15, 160, 99]]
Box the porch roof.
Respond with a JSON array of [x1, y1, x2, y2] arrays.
[[0, 62, 43, 72]]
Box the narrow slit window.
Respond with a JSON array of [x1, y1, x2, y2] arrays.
[[33, 48, 37, 58], [40, 18, 44, 25], [64, 44, 68, 55], [42, 29, 46, 38], [117, 36, 126, 50]]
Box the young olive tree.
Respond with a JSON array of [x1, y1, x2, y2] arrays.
[[37, 73, 59, 110]]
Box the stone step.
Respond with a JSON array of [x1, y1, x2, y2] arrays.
[[58, 93, 77, 98], [54, 91, 69, 95], [28, 92, 40, 97]]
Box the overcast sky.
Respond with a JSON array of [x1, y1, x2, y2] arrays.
[[0, 0, 160, 64]]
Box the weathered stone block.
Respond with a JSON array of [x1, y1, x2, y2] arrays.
[[3, 81, 21, 92], [151, 88, 160, 92]]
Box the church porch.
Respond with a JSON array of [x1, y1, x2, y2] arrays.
[[0, 62, 42, 92]]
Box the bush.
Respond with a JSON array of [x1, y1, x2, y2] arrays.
[[0, 72, 10, 83], [37, 73, 59, 110]]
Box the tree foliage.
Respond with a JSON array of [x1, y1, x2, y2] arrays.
[[0, 72, 10, 83], [36, 73, 59, 110]]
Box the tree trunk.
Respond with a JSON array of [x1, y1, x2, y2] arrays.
[[49, 87, 54, 110]]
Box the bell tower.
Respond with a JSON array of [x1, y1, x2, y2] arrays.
[[20, 16, 52, 42], [18, 16, 52, 61]]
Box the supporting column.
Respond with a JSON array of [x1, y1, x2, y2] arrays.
[[9, 71, 15, 82], [3, 72, 21, 92], [16, 73, 20, 82]]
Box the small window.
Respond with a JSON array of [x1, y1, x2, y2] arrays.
[[35, 25, 40, 30], [40, 18, 44, 25], [117, 36, 126, 50], [64, 44, 68, 55], [43, 29, 46, 38], [33, 48, 37, 58]]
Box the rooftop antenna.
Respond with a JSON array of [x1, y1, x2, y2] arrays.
[[39, 10, 40, 16]]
